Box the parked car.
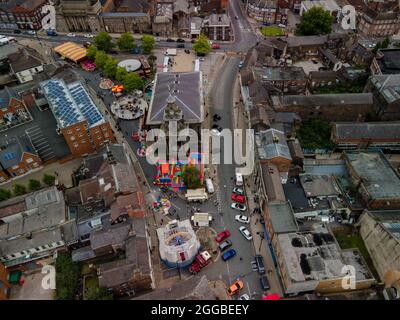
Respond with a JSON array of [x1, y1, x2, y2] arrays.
[[13, 29, 21, 34], [260, 276, 270, 291], [235, 215, 250, 224], [177, 43, 185, 48], [155, 37, 161, 42], [278, 24, 286, 28], [46, 29, 58, 36], [235, 16, 239, 20], [255, 254, 266, 274], [239, 226, 252, 241], [177, 38, 185, 43], [231, 194, 245, 203], [222, 249, 236, 262], [211, 43, 220, 49], [239, 294, 250, 300], [27, 30, 36, 35], [235, 173, 243, 186], [184, 49, 190, 54], [218, 239, 232, 252], [213, 113, 222, 121], [231, 203, 246, 211], [238, 60, 244, 68], [215, 229, 230, 243], [232, 187, 244, 195], [166, 38, 174, 42], [199, 57, 205, 61], [67, 33, 76, 37], [83, 34, 94, 38], [227, 279, 243, 296], [211, 124, 222, 136]]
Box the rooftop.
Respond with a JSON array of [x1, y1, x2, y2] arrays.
[[280, 93, 373, 107], [146, 72, 203, 125], [267, 202, 298, 234], [345, 151, 400, 200], [333, 122, 400, 140], [302, 0, 341, 12], [377, 49, 400, 74], [299, 174, 341, 198], [203, 13, 231, 26], [255, 128, 292, 161], [40, 79, 105, 129], [7, 46, 43, 73], [261, 163, 286, 203], [369, 74, 400, 104], [277, 223, 373, 293], [253, 66, 307, 81], [0, 135, 38, 169], [367, 210, 400, 241]]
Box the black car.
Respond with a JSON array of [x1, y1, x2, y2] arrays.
[[255, 255, 266, 275], [260, 276, 270, 291], [212, 124, 222, 131], [197, 52, 206, 57], [166, 38, 174, 42], [177, 38, 185, 43], [184, 49, 190, 54], [13, 29, 21, 34], [177, 43, 185, 48], [218, 239, 232, 252], [191, 39, 196, 44], [213, 114, 222, 121]]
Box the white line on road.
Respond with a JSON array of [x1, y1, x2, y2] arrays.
[[246, 281, 251, 296]]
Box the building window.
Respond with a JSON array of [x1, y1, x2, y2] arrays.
[[70, 136, 76, 141], [26, 157, 33, 163]]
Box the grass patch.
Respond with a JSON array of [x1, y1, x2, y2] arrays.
[[260, 26, 284, 37], [296, 119, 335, 150], [335, 234, 380, 281]]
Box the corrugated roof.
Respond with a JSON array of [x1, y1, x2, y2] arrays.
[[53, 42, 87, 63]]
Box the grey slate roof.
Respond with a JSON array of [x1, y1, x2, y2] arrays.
[[147, 72, 203, 125], [333, 122, 400, 140], [256, 128, 292, 161], [282, 93, 373, 107], [0, 135, 37, 169]]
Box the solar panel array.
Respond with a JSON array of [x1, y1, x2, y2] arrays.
[[4, 152, 16, 160], [40, 79, 105, 129], [68, 82, 105, 127], [41, 79, 84, 128]]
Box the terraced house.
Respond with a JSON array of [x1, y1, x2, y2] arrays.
[[0, 0, 48, 30]]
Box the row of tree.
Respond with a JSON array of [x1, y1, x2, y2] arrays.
[[0, 174, 56, 202], [87, 45, 144, 91], [94, 31, 155, 54]]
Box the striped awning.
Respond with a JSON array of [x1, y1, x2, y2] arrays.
[[54, 42, 87, 63]]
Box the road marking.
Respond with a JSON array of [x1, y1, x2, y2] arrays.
[[246, 281, 251, 296]]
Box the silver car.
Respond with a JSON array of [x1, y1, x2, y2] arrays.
[[231, 203, 247, 211], [239, 226, 253, 241], [235, 215, 250, 224]]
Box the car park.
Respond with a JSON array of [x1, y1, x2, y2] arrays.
[[215, 229, 230, 243], [239, 294, 250, 300], [222, 249, 236, 261], [239, 226, 252, 241], [218, 239, 232, 252], [255, 254, 266, 274], [231, 194, 245, 203], [227, 280, 243, 296], [260, 276, 270, 291], [235, 215, 250, 224], [231, 203, 246, 211], [232, 187, 244, 195]]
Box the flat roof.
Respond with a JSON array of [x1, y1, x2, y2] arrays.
[[281, 93, 373, 107], [267, 202, 298, 234], [333, 122, 400, 140], [377, 49, 400, 74], [146, 72, 203, 125], [253, 66, 307, 81], [299, 174, 341, 198], [345, 151, 400, 200]]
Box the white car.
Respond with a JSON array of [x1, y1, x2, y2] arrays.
[[231, 203, 247, 211], [67, 33, 76, 37], [211, 128, 221, 136], [235, 215, 250, 224], [27, 30, 36, 35], [155, 37, 161, 42], [232, 187, 244, 195], [239, 226, 253, 241], [239, 294, 250, 300], [84, 34, 94, 38], [278, 24, 286, 28]]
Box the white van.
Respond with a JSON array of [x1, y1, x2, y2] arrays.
[[235, 173, 243, 186], [205, 178, 214, 194]]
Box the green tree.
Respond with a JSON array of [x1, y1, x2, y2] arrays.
[[141, 35, 155, 54], [193, 34, 211, 56], [94, 50, 108, 69], [13, 183, 26, 196], [86, 44, 98, 60], [43, 173, 56, 186], [0, 188, 12, 201], [123, 72, 144, 91], [295, 7, 335, 36], [55, 252, 80, 300], [115, 67, 128, 83], [103, 56, 118, 78], [28, 179, 41, 191], [296, 119, 335, 150], [95, 31, 114, 52], [182, 165, 202, 189], [84, 286, 113, 300], [373, 36, 390, 54], [117, 32, 136, 51]]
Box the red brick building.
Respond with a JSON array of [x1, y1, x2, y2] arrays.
[[0, 263, 10, 300], [40, 79, 115, 157]]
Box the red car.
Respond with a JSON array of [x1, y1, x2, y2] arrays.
[[212, 43, 220, 49], [215, 229, 231, 243], [231, 194, 246, 203]]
